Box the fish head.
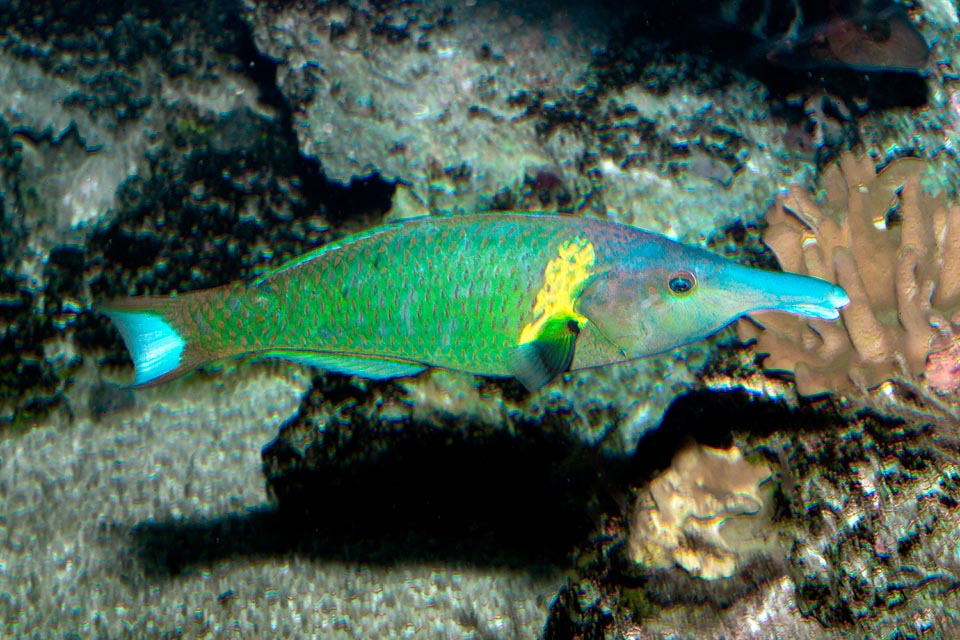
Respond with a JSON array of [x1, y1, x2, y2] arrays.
[[578, 235, 849, 358]]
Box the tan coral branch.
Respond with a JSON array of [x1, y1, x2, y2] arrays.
[[935, 203, 960, 311], [741, 154, 960, 397]]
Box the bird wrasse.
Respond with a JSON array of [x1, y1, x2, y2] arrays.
[[101, 214, 849, 391]]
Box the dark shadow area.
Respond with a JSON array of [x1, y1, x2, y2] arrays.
[[228, 1, 398, 229], [131, 423, 626, 577], [629, 386, 845, 480], [128, 386, 843, 579]]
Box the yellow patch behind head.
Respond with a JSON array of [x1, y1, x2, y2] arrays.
[[519, 237, 596, 344]]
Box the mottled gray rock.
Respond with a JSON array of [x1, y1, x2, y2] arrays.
[[0, 1, 278, 423], [241, 0, 603, 214], [240, 0, 809, 239], [0, 45, 267, 284], [0, 368, 562, 638], [541, 391, 960, 639]]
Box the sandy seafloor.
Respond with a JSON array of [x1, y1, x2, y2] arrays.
[[0, 365, 562, 638]]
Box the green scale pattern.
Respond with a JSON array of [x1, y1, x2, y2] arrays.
[[180, 215, 621, 377]]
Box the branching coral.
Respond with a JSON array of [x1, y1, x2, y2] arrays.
[[627, 442, 773, 579], [739, 154, 960, 396]]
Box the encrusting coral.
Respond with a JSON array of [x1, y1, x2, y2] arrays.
[[739, 154, 960, 396], [627, 442, 773, 580]]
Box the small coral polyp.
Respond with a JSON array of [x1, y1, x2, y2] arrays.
[[740, 154, 960, 397], [627, 442, 773, 580]]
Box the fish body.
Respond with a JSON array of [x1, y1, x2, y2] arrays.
[[634, 0, 929, 73], [757, 0, 930, 72], [101, 214, 848, 390]]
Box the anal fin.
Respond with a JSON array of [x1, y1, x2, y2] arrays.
[[511, 314, 581, 391], [264, 350, 427, 380]]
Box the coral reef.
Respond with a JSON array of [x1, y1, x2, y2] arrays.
[[739, 154, 960, 396], [240, 0, 815, 236], [4, 0, 960, 637], [770, 408, 960, 633], [0, 3, 269, 278], [11, 0, 949, 432], [543, 392, 960, 638], [627, 442, 774, 580], [0, 0, 282, 424], [241, 0, 600, 214]]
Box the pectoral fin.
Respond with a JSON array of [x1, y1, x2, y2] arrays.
[[511, 314, 582, 391]]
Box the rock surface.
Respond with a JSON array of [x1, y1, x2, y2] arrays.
[[0, 368, 562, 638]]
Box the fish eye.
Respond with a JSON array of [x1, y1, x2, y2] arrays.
[[668, 271, 696, 296], [863, 21, 891, 42]]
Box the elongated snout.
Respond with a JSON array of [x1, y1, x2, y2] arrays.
[[721, 262, 849, 320]]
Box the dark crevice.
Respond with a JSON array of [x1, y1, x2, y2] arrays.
[[228, 0, 397, 226]]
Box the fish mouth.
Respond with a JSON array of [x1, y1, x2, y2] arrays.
[[723, 262, 850, 322], [778, 285, 850, 321], [781, 303, 839, 321]]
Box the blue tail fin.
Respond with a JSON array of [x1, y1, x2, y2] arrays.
[[99, 297, 195, 387]]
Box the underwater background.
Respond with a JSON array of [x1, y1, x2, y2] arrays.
[[1, 0, 960, 637]]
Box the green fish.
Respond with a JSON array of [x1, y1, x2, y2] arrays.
[[101, 214, 848, 390]]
